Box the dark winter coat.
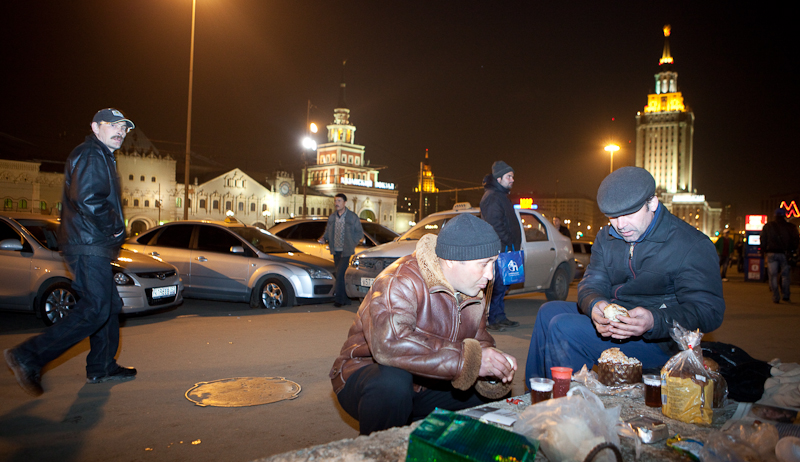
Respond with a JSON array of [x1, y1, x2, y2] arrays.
[[58, 134, 126, 259], [760, 216, 799, 254], [577, 203, 725, 354], [479, 174, 521, 252]]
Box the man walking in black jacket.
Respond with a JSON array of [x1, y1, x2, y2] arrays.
[[761, 208, 800, 303], [479, 161, 522, 331], [5, 108, 137, 396]]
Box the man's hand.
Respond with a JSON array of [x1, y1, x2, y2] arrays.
[[606, 307, 654, 339], [479, 348, 517, 383], [591, 300, 613, 337]]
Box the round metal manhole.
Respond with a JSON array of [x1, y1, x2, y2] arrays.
[[185, 377, 301, 407]]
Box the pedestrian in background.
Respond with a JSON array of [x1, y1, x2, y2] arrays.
[[319, 193, 364, 307], [552, 216, 571, 238], [760, 208, 799, 303], [479, 161, 522, 331], [715, 228, 734, 281], [5, 108, 137, 396]]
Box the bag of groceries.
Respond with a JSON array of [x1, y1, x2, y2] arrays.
[[661, 322, 714, 425]]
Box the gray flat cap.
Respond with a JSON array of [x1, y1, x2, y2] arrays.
[[597, 167, 656, 217]]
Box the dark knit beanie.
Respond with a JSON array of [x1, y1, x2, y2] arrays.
[[492, 161, 514, 179], [597, 167, 656, 217], [435, 213, 501, 261], [775, 208, 787, 217]]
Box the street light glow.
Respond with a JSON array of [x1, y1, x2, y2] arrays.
[[604, 144, 619, 174], [302, 137, 317, 151], [309, 123, 318, 133]]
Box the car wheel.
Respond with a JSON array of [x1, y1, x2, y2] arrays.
[[253, 277, 294, 309], [545, 266, 570, 301], [39, 281, 78, 326]]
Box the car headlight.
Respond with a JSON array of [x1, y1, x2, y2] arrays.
[[350, 256, 360, 268], [113, 271, 135, 286], [304, 268, 333, 279]]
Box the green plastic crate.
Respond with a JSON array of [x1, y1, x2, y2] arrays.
[[406, 408, 538, 462]]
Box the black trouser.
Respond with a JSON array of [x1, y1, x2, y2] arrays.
[[15, 254, 123, 377], [336, 363, 488, 435], [333, 251, 351, 305]]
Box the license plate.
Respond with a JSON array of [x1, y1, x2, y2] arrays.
[[152, 285, 177, 299], [361, 277, 375, 287]]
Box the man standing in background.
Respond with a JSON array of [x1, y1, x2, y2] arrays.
[[479, 161, 522, 331], [761, 208, 799, 303], [320, 193, 364, 307]]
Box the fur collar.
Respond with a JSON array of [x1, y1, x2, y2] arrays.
[[414, 234, 455, 294]]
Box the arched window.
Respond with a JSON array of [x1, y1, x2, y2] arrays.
[[151, 177, 156, 182], [134, 199, 140, 207], [128, 174, 134, 180], [250, 203, 256, 212], [262, 204, 267, 212], [225, 201, 232, 211], [123, 198, 129, 206], [144, 200, 150, 207], [213, 200, 219, 210], [140, 175, 145, 182], [18, 199, 27, 209], [238, 202, 244, 211], [199, 199, 206, 209], [40, 201, 47, 210]]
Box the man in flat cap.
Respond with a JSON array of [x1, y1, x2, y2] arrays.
[[331, 213, 517, 435], [525, 167, 725, 383], [480, 160, 522, 331], [5, 108, 136, 396]]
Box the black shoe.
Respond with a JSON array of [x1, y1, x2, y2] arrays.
[[87, 365, 137, 384], [497, 319, 520, 328], [4, 349, 43, 397], [333, 302, 343, 307], [486, 323, 506, 332]]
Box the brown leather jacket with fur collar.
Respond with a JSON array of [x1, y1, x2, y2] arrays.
[[329, 234, 511, 399]]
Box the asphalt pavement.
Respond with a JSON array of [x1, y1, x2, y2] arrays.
[[1, 268, 798, 462]]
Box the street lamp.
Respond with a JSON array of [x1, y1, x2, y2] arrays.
[[183, 0, 197, 220], [301, 126, 317, 218], [604, 144, 619, 175]]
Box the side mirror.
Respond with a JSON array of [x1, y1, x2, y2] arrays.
[[230, 245, 245, 254], [0, 239, 24, 251]]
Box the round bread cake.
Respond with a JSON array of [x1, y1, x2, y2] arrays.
[[597, 347, 642, 386]]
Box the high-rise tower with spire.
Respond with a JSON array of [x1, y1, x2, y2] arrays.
[[634, 25, 694, 194]]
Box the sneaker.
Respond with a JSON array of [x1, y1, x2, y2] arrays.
[[486, 323, 506, 332], [87, 365, 137, 384], [497, 318, 520, 328], [4, 349, 43, 397]]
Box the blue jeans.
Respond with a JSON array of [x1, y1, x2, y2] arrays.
[[336, 363, 488, 435], [488, 270, 509, 324], [333, 251, 351, 305], [15, 254, 123, 377], [524, 301, 671, 385], [766, 253, 791, 302]]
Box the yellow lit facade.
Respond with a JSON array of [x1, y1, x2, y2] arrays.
[[635, 24, 694, 195]]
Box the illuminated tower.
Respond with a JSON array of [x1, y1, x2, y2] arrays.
[[415, 149, 438, 219], [635, 25, 694, 194]]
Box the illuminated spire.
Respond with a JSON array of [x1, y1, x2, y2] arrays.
[[659, 25, 673, 65], [337, 59, 348, 108]]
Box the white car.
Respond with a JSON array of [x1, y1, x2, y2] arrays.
[[0, 214, 183, 325], [269, 218, 398, 261], [345, 204, 575, 300], [123, 219, 335, 309]]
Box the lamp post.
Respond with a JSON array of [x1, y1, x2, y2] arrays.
[[183, 0, 197, 220], [301, 120, 318, 218], [604, 144, 619, 175]]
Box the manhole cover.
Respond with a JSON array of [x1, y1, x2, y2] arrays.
[[185, 377, 301, 407]]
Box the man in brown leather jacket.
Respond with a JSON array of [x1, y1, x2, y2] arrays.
[[330, 213, 518, 435]]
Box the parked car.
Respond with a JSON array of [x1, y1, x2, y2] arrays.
[[269, 218, 399, 261], [572, 241, 593, 280], [345, 204, 575, 300], [0, 213, 183, 326], [122, 219, 335, 309]]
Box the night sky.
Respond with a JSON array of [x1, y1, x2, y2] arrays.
[[1, 2, 796, 215]]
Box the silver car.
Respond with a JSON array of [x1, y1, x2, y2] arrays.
[[123, 220, 335, 309], [345, 205, 575, 300], [269, 218, 399, 261], [0, 214, 183, 326]]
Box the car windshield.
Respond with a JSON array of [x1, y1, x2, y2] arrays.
[[363, 223, 398, 244], [17, 219, 60, 251], [227, 226, 298, 253]]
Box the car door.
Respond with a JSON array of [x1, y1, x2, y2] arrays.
[[189, 224, 251, 300], [518, 211, 555, 290], [142, 224, 195, 287], [0, 219, 34, 309]]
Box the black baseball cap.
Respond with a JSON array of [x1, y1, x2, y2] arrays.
[[92, 108, 135, 129]]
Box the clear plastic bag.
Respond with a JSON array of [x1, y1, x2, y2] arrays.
[[513, 386, 624, 462], [661, 322, 715, 425], [699, 420, 780, 462], [573, 365, 644, 399]]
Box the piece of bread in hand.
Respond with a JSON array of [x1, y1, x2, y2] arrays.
[[603, 303, 629, 322]]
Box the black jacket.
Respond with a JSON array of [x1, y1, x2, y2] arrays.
[[479, 174, 521, 251], [577, 203, 725, 354], [58, 134, 126, 258], [760, 216, 799, 254]]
